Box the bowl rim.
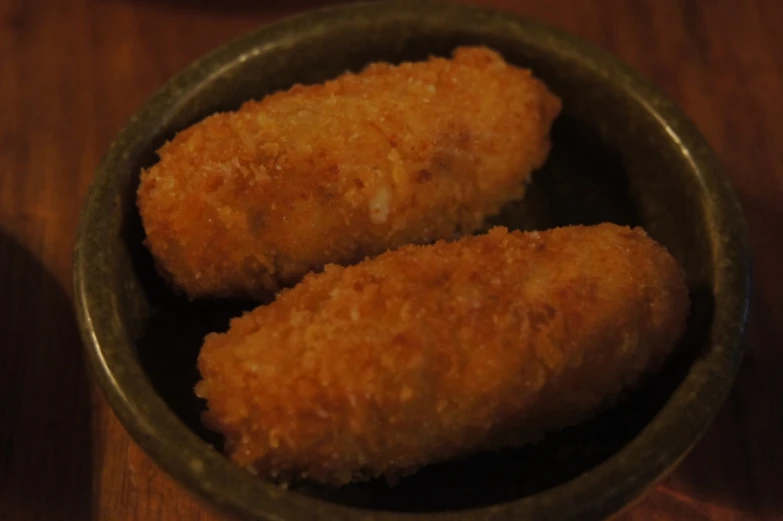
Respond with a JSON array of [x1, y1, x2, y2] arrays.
[[73, 1, 752, 520]]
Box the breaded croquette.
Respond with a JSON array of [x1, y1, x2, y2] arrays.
[[195, 224, 689, 485], [138, 47, 561, 299]]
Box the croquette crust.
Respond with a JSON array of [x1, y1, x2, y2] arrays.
[[137, 47, 561, 298], [195, 224, 690, 485]]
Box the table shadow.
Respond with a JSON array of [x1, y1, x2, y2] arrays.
[[0, 231, 93, 521]]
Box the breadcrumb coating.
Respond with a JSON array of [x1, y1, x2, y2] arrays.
[[195, 224, 689, 485], [137, 46, 561, 298]]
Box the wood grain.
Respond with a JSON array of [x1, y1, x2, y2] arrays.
[[1, 0, 781, 519]]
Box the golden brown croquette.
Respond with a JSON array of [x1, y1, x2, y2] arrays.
[[195, 224, 689, 485], [137, 47, 561, 298]]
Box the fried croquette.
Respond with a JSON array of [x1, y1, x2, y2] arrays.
[[195, 224, 690, 485], [138, 46, 561, 299]]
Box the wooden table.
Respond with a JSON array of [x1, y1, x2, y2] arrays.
[[1, 0, 781, 519]]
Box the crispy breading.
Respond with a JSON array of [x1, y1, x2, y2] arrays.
[[195, 224, 690, 485], [137, 47, 561, 298]]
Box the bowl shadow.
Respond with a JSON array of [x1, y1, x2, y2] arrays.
[[0, 231, 94, 520]]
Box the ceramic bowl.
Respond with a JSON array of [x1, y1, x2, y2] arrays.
[[73, 2, 751, 520]]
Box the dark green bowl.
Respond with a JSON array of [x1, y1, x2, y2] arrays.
[[73, 2, 751, 520]]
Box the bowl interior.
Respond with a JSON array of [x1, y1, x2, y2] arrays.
[[77, 4, 746, 519], [130, 116, 712, 513]]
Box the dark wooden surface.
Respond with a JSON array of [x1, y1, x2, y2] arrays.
[[1, 0, 781, 519]]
